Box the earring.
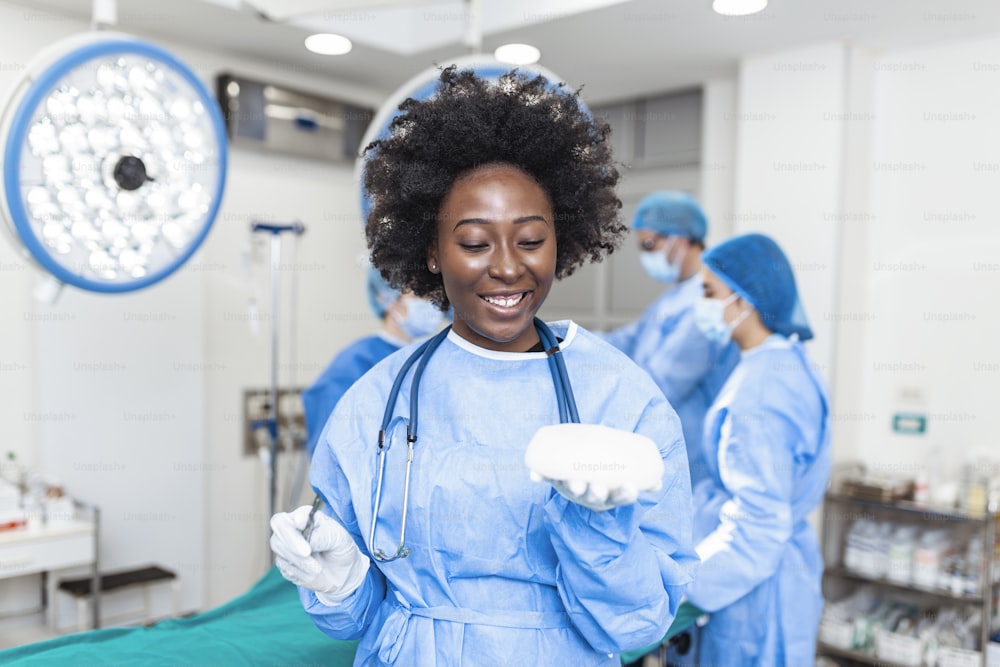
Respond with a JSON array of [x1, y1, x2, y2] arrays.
[[429, 263, 438, 272]]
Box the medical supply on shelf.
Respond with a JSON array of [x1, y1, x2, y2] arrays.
[[844, 518, 892, 579], [820, 586, 992, 664], [842, 516, 997, 597], [887, 525, 918, 585], [959, 456, 991, 515], [44, 486, 76, 525], [912, 529, 949, 589], [841, 475, 915, 503]]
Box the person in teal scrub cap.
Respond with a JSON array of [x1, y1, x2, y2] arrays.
[[602, 191, 739, 487], [685, 232, 831, 666], [301, 265, 444, 456]]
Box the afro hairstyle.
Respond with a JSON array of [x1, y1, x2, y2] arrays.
[[361, 65, 625, 309]]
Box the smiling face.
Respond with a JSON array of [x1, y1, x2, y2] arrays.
[[428, 163, 556, 352]]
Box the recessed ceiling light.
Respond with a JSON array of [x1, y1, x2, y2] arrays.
[[304, 33, 352, 56], [712, 0, 767, 16], [493, 43, 541, 65]]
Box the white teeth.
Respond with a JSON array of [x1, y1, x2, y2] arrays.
[[483, 293, 524, 308]]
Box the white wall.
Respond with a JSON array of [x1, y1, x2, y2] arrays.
[[0, 2, 384, 620], [731, 42, 848, 380], [854, 35, 1000, 480], [828, 46, 877, 465], [729, 35, 1000, 487], [699, 78, 737, 245]]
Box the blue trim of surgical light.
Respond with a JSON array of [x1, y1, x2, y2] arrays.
[[3, 38, 228, 293]]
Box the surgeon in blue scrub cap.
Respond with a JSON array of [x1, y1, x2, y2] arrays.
[[684, 232, 831, 666], [602, 191, 739, 487], [301, 265, 444, 456]]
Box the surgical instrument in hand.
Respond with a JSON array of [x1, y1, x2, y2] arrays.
[[302, 495, 324, 542]]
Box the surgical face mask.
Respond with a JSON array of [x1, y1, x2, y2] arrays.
[[694, 294, 749, 345], [639, 241, 686, 284], [396, 298, 444, 339]]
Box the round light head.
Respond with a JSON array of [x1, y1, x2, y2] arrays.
[[0, 33, 227, 293]]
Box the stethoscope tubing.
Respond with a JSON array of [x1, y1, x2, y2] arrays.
[[368, 318, 579, 562]]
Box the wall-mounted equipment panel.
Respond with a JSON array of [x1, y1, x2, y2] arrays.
[[216, 72, 373, 162]]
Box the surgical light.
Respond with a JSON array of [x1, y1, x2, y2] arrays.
[[493, 43, 541, 65], [712, 0, 768, 16], [0, 32, 227, 295]]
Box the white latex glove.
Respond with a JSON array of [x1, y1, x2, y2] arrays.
[[525, 423, 664, 512], [270, 505, 369, 604], [548, 475, 639, 512], [542, 476, 640, 512]]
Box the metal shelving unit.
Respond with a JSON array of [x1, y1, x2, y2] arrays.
[[819, 491, 998, 666]]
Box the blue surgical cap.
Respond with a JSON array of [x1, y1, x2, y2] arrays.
[[366, 265, 400, 319], [702, 233, 814, 341], [632, 191, 707, 242]]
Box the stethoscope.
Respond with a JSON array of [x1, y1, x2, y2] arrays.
[[368, 317, 580, 562]]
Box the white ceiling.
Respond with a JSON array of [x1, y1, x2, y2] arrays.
[[14, 0, 1000, 104], [263, 0, 633, 55]]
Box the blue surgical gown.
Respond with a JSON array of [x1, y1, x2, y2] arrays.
[[302, 334, 403, 456], [601, 276, 740, 487], [306, 321, 700, 666], [684, 334, 831, 667]]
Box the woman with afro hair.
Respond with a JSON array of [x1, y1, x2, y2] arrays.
[[270, 66, 698, 666]]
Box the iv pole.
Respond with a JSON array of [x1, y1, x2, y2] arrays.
[[250, 221, 305, 524]]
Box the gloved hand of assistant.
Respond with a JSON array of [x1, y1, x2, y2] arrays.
[[270, 505, 369, 604], [525, 424, 664, 512]]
